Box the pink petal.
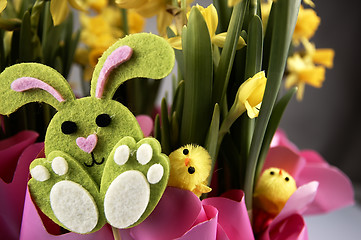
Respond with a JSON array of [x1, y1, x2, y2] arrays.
[[263, 146, 305, 179], [128, 187, 202, 240], [271, 130, 299, 152], [0, 142, 43, 240], [179, 205, 218, 240], [203, 190, 254, 240], [266, 214, 307, 240], [297, 165, 354, 214], [300, 150, 328, 167], [136, 115, 154, 137], [20, 187, 114, 240], [260, 182, 318, 240]]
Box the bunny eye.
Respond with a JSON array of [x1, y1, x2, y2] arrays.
[[96, 114, 111, 127], [61, 121, 77, 134]]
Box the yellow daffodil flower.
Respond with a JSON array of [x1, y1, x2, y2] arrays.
[[0, 0, 7, 13], [217, 71, 267, 150], [293, 6, 320, 45], [116, 0, 193, 36], [50, 0, 89, 26], [76, 5, 144, 81], [169, 4, 246, 50], [302, 38, 335, 68], [235, 71, 267, 119], [286, 53, 325, 100]]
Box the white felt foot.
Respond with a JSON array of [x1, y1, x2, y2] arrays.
[[52, 157, 68, 176], [114, 145, 130, 165], [104, 170, 150, 228], [30, 165, 50, 182], [147, 164, 164, 184], [136, 143, 153, 165], [50, 180, 98, 234]]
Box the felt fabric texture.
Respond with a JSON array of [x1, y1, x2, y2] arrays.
[[76, 134, 98, 153], [101, 136, 170, 229], [20, 187, 114, 240], [0, 63, 75, 114], [11, 77, 65, 102], [50, 180, 99, 233], [0, 33, 175, 235], [28, 150, 106, 234], [90, 33, 175, 99], [96, 46, 133, 99], [104, 170, 150, 228], [0, 141, 43, 240], [44, 97, 143, 184]]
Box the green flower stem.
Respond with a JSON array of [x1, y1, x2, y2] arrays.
[[121, 9, 129, 36], [217, 102, 245, 156]]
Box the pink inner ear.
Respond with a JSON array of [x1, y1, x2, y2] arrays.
[[95, 45, 133, 99], [11, 77, 65, 102]]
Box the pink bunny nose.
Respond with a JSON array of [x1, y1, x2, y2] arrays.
[[76, 134, 98, 153]]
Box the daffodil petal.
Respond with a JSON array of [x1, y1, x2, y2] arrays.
[[157, 10, 173, 37], [303, 0, 315, 8], [245, 101, 259, 119], [168, 36, 183, 50], [213, 32, 246, 49], [115, 0, 147, 9], [68, 0, 87, 11], [50, 0, 70, 26], [313, 49, 335, 68], [0, 0, 7, 13]]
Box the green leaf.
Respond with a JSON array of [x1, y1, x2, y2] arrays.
[[205, 104, 220, 164], [245, 15, 263, 78], [212, 0, 248, 106], [213, 0, 232, 32], [160, 98, 171, 155], [0, 18, 22, 31], [255, 87, 297, 178], [154, 114, 161, 141], [180, 8, 213, 146], [171, 80, 185, 126], [244, 0, 301, 209], [19, 11, 33, 61], [170, 111, 179, 150], [205, 104, 220, 187]]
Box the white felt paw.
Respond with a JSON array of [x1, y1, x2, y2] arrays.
[[147, 164, 164, 184], [114, 145, 130, 165], [30, 165, 50, 182], [52, 157, 68, 176], [104, 170, 150, 228], [136, 143, 153, 165], [50, 180, 98, 234]]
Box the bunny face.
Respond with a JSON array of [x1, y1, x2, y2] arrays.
[[45, 97, 143, 184], [0, 33, 175, 233]]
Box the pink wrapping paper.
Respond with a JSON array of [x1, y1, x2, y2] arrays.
[[20, 187, 113, 240], [0, 131, 40, 240], [120, 187, 254, 240]]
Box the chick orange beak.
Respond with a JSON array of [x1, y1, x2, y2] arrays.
[[279, 169, 283, 175], [184, 157, 190, 166]]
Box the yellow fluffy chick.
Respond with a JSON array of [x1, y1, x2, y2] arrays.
[[168, 144, 212, 197], [253, 168, 297, 216]]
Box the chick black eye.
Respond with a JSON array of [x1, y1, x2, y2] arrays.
[[270, 171, 275, 175], [183, 149, 189, 155], [61, 121, 77, 134], [285, 177, 290, 182], [96, 114, 111, 127], [188, 166, 195, 174]]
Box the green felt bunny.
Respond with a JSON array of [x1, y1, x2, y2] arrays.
[[0, 33, 174, 234]]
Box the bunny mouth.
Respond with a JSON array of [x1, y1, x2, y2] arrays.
[[84, 153, 105, 167]]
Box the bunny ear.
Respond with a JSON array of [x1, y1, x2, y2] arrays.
[[90, 33, 175, 99], [0, 63, 75, 115]]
